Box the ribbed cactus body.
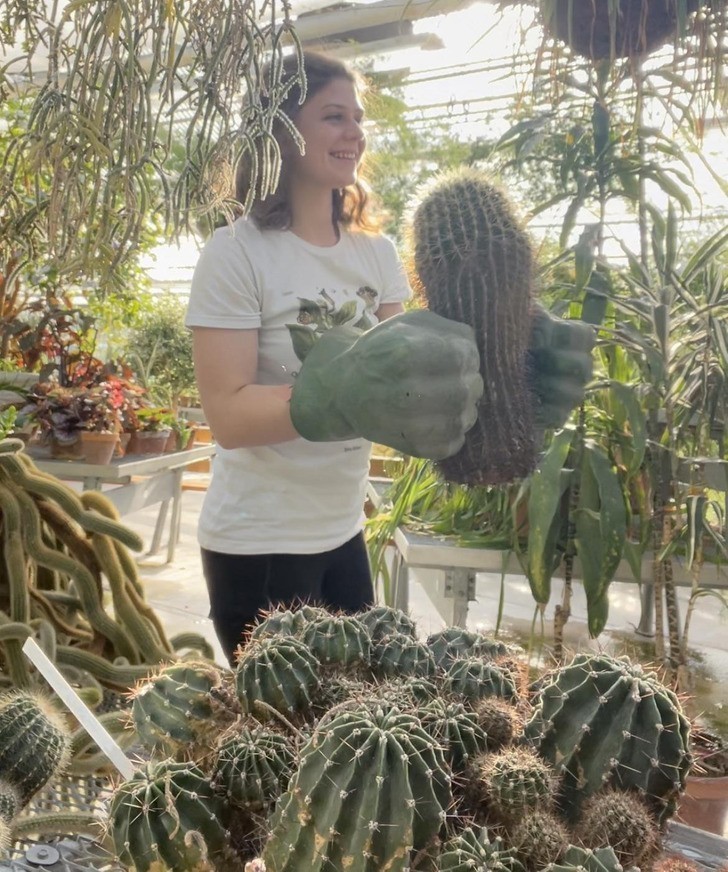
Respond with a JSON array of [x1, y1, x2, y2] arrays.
[[131, 661, 237, 757], [370, 632, 437, 679], [109, 759, 230, 872], [476, 747, 557, 818], [0, 779, 19, 824], [525, 653, 691, 822], [510, 808, 570, 869], [427, 627, 509, 669], [235, 636, 321, 718], [0, 691, 70, 806], [473, 698, 522, 750], [420, 699, 489, 772], [438, 827, 525, 872], [301, 614, 371, 668], [444, 657, 518, 703], [212, 726, 295, 811], [543, 845, 629, 872], [357, 605, 417, 642], [251, 605, 330, 642], [575, 789, 659, 868], [412, 169, 535, 484], [263, 707, 451, 872]]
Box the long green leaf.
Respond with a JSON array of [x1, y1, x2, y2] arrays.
[[607, 381, 647, 475]]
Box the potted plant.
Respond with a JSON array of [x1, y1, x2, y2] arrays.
[[75, 384, 122, 465], [20, 383, 85, 458], [129, 406, 175, 455]]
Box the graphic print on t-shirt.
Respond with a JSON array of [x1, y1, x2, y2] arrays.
[[286, 285, 380, 365]]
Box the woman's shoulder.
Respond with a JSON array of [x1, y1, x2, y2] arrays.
[[207, 215, 264, 248], [345, 227, 398, 257]]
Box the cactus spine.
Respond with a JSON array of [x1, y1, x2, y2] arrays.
[[412, 168, 536, 484], [575, 789, 659, 867]]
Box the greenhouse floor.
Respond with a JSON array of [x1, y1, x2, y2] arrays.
[[124, 479, 728, 738]]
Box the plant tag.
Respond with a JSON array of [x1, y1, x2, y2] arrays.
[[22, 637, 135, 780]]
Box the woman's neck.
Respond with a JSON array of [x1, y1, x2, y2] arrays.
[[288, 184, 339, 247]]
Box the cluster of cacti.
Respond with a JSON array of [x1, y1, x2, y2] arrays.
[[411, 168, 536, 485], [0, 439, 212, 714], [106, 606, 696, 871]]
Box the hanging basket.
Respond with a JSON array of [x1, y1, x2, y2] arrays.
[[543, 0, 704, 60]]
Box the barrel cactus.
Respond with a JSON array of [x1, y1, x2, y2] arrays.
[[370, 631, 437, 679], [444, 657, 518, 703], [250, 605, 330, 642], [427, 627, 508, 669], [509, 808, 570, 869], [357, 605, 417, 642], [0, 690, 70, 806], [109, 759, 231, 871], [0, 779, 19, 824], [473, 697, 523, 750], [301, 614, 371, 669], [263, 706, 452, 872], [412, 168, 536, 485], [212, 725, 296, 811], [419, 699, 490, 773], [131, 660, 239, 758], [235, 635, 321, 719], [574, 789, 659, 868], [438, 827, 526, 872], [543, 845, 633, 872], [525, 653, 692, 822], [474, 747, 558, 821]]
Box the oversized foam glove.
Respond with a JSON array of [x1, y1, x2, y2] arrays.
[[528, 304, 595, 431], [289, 309, 484, 460]]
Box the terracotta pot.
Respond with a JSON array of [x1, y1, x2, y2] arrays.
[[128, 429, 172, 456], [164, 429, 178, 452], [50, 435, 83, 460], [116, 432, 132, 457], [79, 431, 118, 465], [677, 774, 728, 837]]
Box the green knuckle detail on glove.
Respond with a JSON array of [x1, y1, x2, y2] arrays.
[[528, 304, 595, 431], [289, 309, 484, 461]]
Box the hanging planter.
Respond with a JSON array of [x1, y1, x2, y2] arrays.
[[542, 0, 705, 60]]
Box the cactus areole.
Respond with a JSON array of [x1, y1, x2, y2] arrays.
[[525, 654, 691, 822]]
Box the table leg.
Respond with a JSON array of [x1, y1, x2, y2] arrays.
[[166, 469, 185, 564], [149, 499, 170, 556], [443, 569, 475, 628], [391, 551, 409, 612], [82, 477, 104, 492]]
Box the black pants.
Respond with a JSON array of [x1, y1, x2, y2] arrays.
[[201, 532, 373, 665]]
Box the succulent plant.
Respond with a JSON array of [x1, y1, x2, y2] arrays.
[[542, 844, 634, 872], [0, 690, 70, 807], [427, 627, 509, 669], [444, 657, 518, 703], [108, 759, 231, 872], [0, 778, 20, 824], [263, 706, 452, 872], [412, 168, 536, 485], [370, 631, 437, 679], [235, 635, 321, 719], [301, 614, 371, 669], [473, 747, 558, 821], [575, 788, 659, 867], [357, 605, 417, 642], [509, 808, 570, 870], [131, 660, 239, 758], [420, 699, 490, 773], [250, 605, 330, 642], [525, 653, 691, 822], [438, 827, 526, 872], [473, 698, 522, 750]]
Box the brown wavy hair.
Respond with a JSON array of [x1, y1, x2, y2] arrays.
[[235, 51, 379, 232]]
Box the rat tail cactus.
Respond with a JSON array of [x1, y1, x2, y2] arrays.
[[0, 690, 70, 806], [412, 168, 535, 484]]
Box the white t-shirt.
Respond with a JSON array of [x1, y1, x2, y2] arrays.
[[185, 217, 411, 554]]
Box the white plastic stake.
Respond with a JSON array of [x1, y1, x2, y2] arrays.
[[22, 637, 135, 780]]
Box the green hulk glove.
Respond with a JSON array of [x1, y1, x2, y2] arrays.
[[289, 309, 483, 460], [527, 304, 595, 431]]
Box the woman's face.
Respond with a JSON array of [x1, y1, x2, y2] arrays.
[[288, 77, 366, 191]]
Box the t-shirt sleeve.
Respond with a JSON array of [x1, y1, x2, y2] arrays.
[[376, 234, 412, 304], [185, 224, 262, 329]]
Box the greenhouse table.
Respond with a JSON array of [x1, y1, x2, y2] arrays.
[[31, 445, 215, 563]]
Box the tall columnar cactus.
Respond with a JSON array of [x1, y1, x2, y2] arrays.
[[235, 636, 321, 719], [131, 661, 239, 758], [263, 707, 452, 872], [438, 827, 526, 872], [412, 169, 536, 484], [525, 653, 692, 822], [212, 725, 296, 811], [0, 690, 70, 806], [444, 657, 518, 703], [301, 614, 371, 669], [357, 605, 418, 643], [427, 627, 509, 669]]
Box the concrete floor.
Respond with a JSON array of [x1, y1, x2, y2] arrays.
[[124, 480, 728, 735]]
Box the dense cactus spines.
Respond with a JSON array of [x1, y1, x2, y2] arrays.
[[412, 168, 536, 485], [543, 844, 632, 872], [575, 789, 659, 868], [235, 635, 321, 718], [509, 808, 570, 870], [427, 627, 509, 669], [474, 747, 558, 820], [0, 690, 70, 806], [525, 653, 692, 822], [250, 605, 330, 642], [212, 726, 295, 811], [370, 631, 437, 679], [420, 699, 490, 772], [0, 779, 19, 824], [444, 657, 518, 703], [473, 698, 523, 750], [108, 759, 231, 872], [301, 614, 371, 668], [131, 661, 238, 758], [438, 827, 526, 872], [263, 707, 452, 872], [357, 605, 418, 642]]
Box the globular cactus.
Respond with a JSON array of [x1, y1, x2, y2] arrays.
[[438, 827, 526, 872], [108, 759, 231, 872], [212, 725, 296, 811], [427, 627, 510, 669], [525, 653, 692, 822], [250, 605, 330, 642], [0, 690, 70, 806], [235, 636, 321, 719], [574, 789, 659, 868], [444, 657, 518, 703], [420, 699, 490, 773], [542, 844, 633, 872], [131, 660, 239, 758], [370, 632, 437, 680], [509, 808, 570, 870], [473, 698, 523, 750], [301, 614, 371, 669], [473, 747, 558, 821], [412, 168, 536, 485], [263, 707, 452, 872], [0, 779, 20, 824], [357, 605, 417, 642]]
